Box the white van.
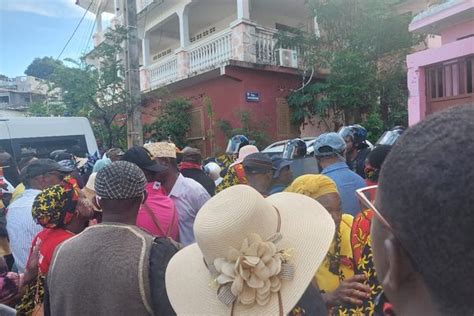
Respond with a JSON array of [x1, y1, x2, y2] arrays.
[[0, 117, 98, 161]]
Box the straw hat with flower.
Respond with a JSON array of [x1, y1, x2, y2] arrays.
[[165, 185, 335, 315]]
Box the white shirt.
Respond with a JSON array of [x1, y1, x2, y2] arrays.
[[6, 189, 43, 273], [168, 174, 210, 246]]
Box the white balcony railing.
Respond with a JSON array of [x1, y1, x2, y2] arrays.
[[141, 23, 303, 91], [255, 26, 277, 65], [148, 55, 178, 87], [188, 30, 232, 74]]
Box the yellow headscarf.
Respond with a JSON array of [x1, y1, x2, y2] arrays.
[[285, 174, 338, 199]]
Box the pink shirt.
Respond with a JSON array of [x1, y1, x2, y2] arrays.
[[136, 183, 179, 241]]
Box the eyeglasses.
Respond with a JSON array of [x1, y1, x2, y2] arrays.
[[356, 185, 392, 231], [356, 185, 421, 272]]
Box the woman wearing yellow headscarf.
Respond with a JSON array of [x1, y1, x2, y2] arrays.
[[285, 175, 370, 311]]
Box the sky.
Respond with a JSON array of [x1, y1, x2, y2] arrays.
[[0, 0, 112, 77]]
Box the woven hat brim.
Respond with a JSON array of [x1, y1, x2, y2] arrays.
[[165, 192, 335, 315]]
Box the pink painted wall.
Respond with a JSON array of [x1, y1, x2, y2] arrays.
[[407, 36, 474, 125], [441, 20, 474, 44]]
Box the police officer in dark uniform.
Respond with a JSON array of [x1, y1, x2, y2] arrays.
[[282, 138, 318, 179], [218, 135, 249, 177], [339, 125, 371, 179]]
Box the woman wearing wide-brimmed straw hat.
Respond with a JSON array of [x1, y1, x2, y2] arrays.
[[165, 185, 335, 315]]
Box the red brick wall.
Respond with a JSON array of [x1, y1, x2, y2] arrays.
[[142, 65, 306, 156]]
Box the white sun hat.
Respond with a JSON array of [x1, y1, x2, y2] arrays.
[[165, 184, 335, 315]]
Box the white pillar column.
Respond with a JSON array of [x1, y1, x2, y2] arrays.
[[114, 0, 120, 14], [142, 35, 151, 66], [237, 0, 250, 20], [178, 6, 190, 48], [96, 11, 103, 33]]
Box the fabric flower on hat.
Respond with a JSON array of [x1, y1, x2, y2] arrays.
[[213, 233, 293, 307]]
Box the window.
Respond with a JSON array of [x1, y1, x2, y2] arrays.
[[426, 56, 474, 99], [0, 96, 9, 103]]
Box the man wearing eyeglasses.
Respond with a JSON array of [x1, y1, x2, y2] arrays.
[[6, 159, 72, 272], [369, 105, 474, 315]]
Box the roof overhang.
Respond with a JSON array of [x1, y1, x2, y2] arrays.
[[409, 0, 474, 34], [75, 0, 115, 14]]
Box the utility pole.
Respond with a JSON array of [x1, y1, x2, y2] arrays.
[[123, 0, 143, 147]]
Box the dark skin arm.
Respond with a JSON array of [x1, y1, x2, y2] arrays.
[[322, 274, 371, 307]]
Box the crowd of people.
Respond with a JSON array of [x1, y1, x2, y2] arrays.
[[0, 104, 472, 315]]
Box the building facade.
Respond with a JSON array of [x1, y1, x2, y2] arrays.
[[0, 76, 47, 116], [77, 0, 319, 155], [406, 0, 474, 125]]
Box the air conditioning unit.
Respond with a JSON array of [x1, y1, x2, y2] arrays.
[[277, 49, 298, 68]]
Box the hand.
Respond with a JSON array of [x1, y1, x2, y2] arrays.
[[323, 274, 371, 307]]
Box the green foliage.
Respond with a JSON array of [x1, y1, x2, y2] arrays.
[[24, 57, 63, 80], [326, 51, 378, 122], [0, 74, 8, 81], [146, 97, 191, 148], [27, 101, 66, 117], [218, 110, 270, 150], [26, 26, 129, 148], [282, 0, 422, 137], [365, 109, 384, 144]]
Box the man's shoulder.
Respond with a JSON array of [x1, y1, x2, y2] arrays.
[[7, 190, 38, 209], [180, 174, 209, 192]]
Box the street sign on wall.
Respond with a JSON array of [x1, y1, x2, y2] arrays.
[[245, 91, 260, 102]]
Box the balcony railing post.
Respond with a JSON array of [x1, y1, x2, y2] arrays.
[[176, 49, 189, 78], [140, 67, 150, 91], [230, 20, 256, 63]]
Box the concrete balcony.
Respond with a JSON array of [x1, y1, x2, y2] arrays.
[[147, 55, 179, 89], [141, 23, 298, 92], [188, 29, 232, 74]]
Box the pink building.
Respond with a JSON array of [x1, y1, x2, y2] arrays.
[[407, 0, 474, 125]]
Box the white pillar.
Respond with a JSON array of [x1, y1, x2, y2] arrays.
[[142, 35, 151, 66], [114, 0, 120, 14], [178, 6, 190, 48], [237, 0, 250, 20], [96, 11, 103, 33]]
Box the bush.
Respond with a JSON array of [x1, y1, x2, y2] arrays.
[[218, 110, 270, 150], [145, 97, 191, 148]]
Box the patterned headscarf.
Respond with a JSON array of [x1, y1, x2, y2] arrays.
[[285, 174, 339, 199], [32, 176, 80, 228]]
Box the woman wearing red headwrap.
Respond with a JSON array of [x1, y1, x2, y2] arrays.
[[16, 176, 94, 315]]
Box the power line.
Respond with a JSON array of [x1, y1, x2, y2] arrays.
[[57, 0, 95, 60], [82, 0, 103, 56]]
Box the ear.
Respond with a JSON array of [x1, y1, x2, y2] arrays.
[[380, 235, 409, 294], [94, 196, 102, 210], [141, 190, 148, 204]]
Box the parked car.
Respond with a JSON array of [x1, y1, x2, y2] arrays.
[[262, 137, 317, 158], [262, 137, 373, 158]]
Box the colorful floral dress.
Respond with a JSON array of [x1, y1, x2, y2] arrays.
[[334, 209, 386, 316]]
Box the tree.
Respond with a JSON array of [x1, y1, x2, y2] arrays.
[[279, 0, 424, 136], [145, 97, 191, 148], [217, 110, 270, 150], [24, 57, 63, 80], [26, 26, 129, 148]]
